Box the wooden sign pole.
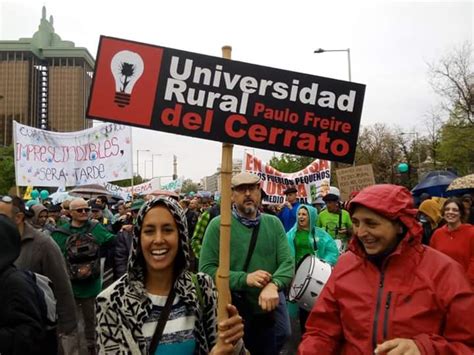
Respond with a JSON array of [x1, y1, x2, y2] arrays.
[[216, 45, 233, 326]]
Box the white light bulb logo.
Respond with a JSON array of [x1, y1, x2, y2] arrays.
[[110, 50, 144, 107]]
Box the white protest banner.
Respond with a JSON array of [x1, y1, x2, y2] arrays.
[[13, 121, 133, 187], [103, 182, 132, 201], [161, 178, 183, 191], [243, 152, 331, 204], [335, 164, 376, 201], [103, 177, 163, 200], [126, 178, 161, 195]]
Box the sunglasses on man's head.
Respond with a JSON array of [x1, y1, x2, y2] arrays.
[[0, 195, 13, 203], [73, 208, 91, 213]]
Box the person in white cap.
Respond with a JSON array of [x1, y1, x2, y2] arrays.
[[199, 172, 294, 355]]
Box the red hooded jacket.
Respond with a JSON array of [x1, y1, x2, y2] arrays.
[[298, 184, 474, 355]]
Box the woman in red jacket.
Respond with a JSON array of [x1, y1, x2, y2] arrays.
[[430, 197, 474, 285], [298, 184, 474, 355]]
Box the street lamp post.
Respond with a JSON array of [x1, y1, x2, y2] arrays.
[[314, 48, 351, 82], [152, 154, 162, 180], [401, 132, 421, 181], [144, 160, 152, 180], [314, 48, 354, 167], [136, 149, 150, 179]]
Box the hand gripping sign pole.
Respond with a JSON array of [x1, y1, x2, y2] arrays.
[[216, 45, 233, 328]]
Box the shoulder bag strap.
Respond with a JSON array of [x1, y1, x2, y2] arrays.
[[242, 224, 260, 272], [148, 286, 177, 354]]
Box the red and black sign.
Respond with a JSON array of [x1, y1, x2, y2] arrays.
[[87, 36, 366, 163]]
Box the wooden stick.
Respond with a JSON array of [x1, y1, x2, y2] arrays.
[[216, 45, 233, 325]]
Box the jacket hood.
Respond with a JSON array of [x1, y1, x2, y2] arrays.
[[128, 196, 190, 283], [348, 184, 422, 236], [296, 204, 318, 233], [418, 199, 442, 228], [29, 204, 48, 229], [0, 215, 21, 272], [287, 204, 318, 254], [286, 204, 318, 239], [347, 184, 423, 257]]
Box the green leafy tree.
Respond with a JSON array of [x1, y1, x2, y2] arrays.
[[355, 124, 402, 184], [437, 117, 474, 175], [0, 145, 15, 195], [268, 154, 314, 173], [397, 132, 430, 188], [181, 179, 199, 194], [113, 175, 144, 187]]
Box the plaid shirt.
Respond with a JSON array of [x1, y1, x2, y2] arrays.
[[191, 210, 210, 259]]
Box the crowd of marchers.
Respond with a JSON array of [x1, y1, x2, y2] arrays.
[[0, 174, 473, 355]]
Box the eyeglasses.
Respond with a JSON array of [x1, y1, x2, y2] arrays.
[[0, 195, 13, 203], [72, 208, 91, 213], [233, 184, 259, 193]]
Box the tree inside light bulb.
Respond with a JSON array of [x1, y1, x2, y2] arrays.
[[110, 50, 144, 107]]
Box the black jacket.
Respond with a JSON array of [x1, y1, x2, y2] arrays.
[[113, 229, 133, 279], [15, 223, 77, 334], [0, 215, 45, 355]]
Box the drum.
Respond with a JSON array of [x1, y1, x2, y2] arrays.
[[289, 255, 332, 312]]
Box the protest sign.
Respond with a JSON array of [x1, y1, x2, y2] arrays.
[[244, 152, 331, 204], [13, 121, 133, 187], [102, 182, 132, 201], [125, 178, 162, 195], [103, 177, 182, 201], [335, 164, 376, 201], [161, 178, 183, 191], [87, 36, 366, 163]]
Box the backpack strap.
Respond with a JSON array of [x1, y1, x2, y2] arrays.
[[55, 220, 99, 236], [54, 226, 72, 236], [86, 220, 99, 233]]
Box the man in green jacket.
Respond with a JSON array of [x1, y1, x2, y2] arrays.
[[51, 198, 116, 355], [199, 172, 294, 355]]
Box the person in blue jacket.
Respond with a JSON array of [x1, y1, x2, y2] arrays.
[[278, 187, 301, 232], [286, 204, 339, 333]]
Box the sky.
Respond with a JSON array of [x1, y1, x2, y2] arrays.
[[1, 0, 472, 183]]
